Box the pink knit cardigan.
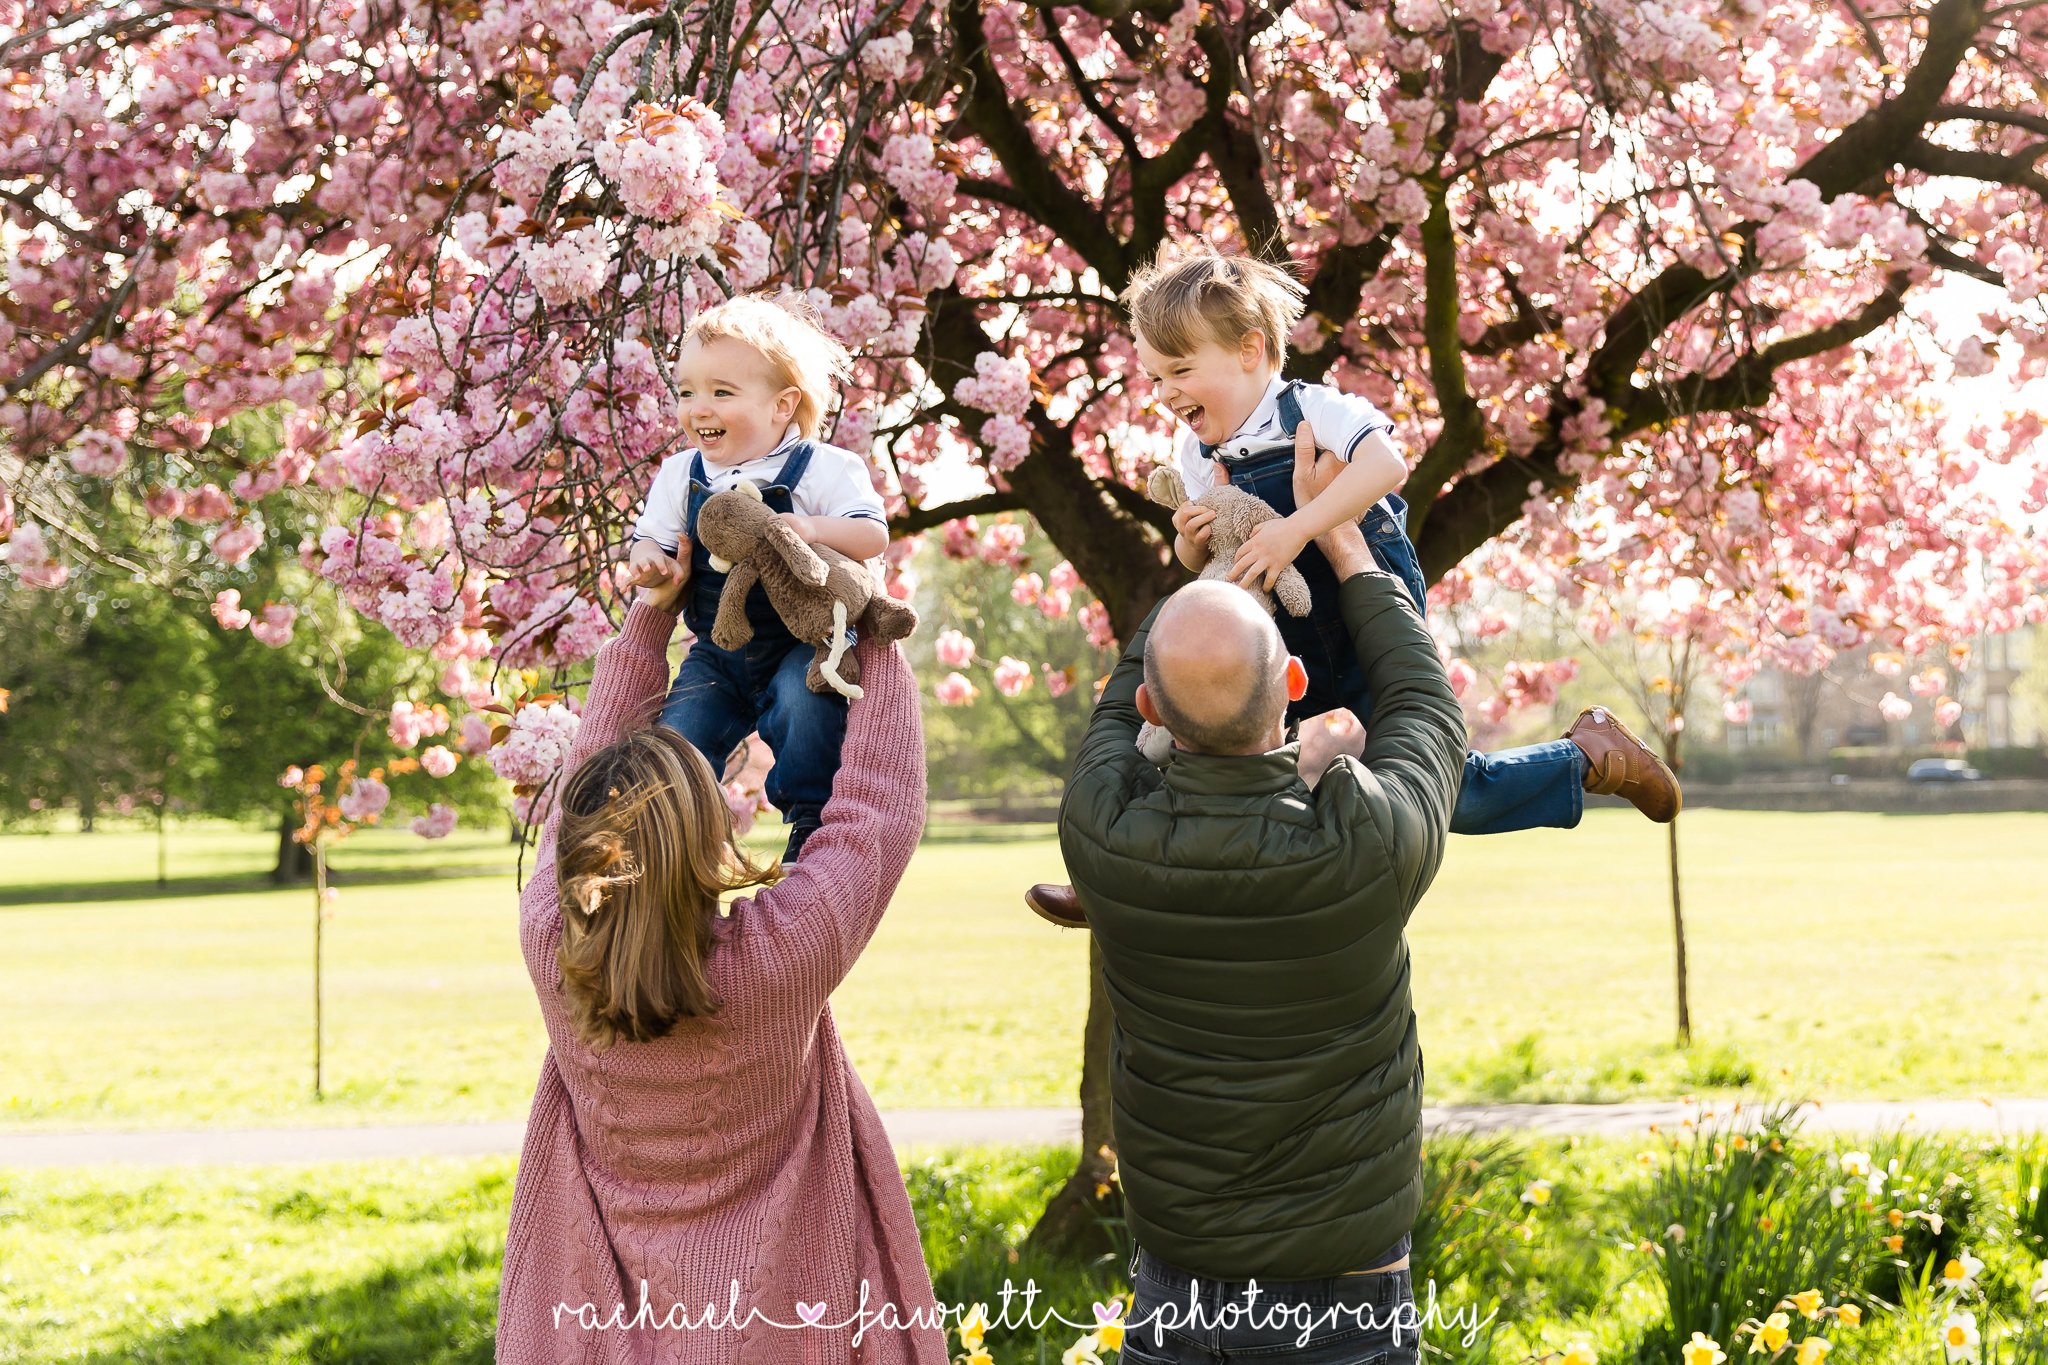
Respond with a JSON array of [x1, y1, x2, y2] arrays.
[[498, 601, 946, 1365]]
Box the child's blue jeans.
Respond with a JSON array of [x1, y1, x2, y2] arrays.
[[1218, 451, 1585, 835], [659, 607, 847, 848]]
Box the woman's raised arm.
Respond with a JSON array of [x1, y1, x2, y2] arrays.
[[535, 598, 680, 854], [742, 638, 926, 996]]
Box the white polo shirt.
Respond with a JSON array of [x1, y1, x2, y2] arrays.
[[634, 425, 886, 552], [1174, 377, 1398, 498]]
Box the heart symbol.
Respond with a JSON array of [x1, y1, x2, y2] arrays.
[[796, 1301, 827, 1326], [1093, 1299, 1123, 1326]]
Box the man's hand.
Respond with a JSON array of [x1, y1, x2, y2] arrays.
[[1171, 500, 1217, 549], [626, 536, 688, 589], [1291, 422, 1344, 508], [1276, 424, 1373, 579]]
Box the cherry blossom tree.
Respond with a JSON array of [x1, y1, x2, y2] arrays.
[[9, 0, 2048, 1250]]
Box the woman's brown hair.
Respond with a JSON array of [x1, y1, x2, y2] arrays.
[[553, 726, 779, 1049]]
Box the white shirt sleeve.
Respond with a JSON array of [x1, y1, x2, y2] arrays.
[[789, 443, 887, 523], [1174, 433, 1219, 498], [1296, 384, 1397, 462], [632, 451, 694, 550]]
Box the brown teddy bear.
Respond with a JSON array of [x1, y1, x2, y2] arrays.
[[693, 482, 918, 698], [1146, 466, 1313, 619]]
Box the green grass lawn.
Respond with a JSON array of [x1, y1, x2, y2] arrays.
[[9, 1126, 2048, 1364], [2, 810, 2045, 1131]]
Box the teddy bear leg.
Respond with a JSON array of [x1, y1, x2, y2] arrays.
[[816, 600, 864, 699]]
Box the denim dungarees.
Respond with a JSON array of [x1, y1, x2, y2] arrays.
[[656, 441, 850, 858], [1212, 382, 1587, 836]]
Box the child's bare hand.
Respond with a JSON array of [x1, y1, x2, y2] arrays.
[[775, 511, 817, 541], [1229, 515, 1310, 593], [1171, 501, 1217, 547]]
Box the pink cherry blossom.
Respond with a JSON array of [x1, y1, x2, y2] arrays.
[[68, 429, 128, 477], [210, 522, 261, 567], [1010, 572, 1044, 606], [934, 671, 978, 706], [1934, 697, 1963, 729], [211, 589, 253, 631], [1878, 692, 1913, 723], [420, 744, 461, 778], [1043, 664, 1074, 698], [338, 776, 391, 823], [411, 803, 459, 839], [1723, 698, 1754, 724], [993, 656, 1034, 697], [934, 628, 976, 668], [1908, 667, 1947, 698], [249, 603, 297, 648], [388, 700, 453, 748], [490, 702, 581, 787]]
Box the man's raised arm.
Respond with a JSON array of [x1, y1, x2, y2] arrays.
[[1067, 596, 1165, 786]]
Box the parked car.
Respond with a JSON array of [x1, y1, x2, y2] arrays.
[[1906, 757, 1985, 783]]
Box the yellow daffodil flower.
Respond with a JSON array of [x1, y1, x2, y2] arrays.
[[1683, 1331, 1728, 1365]]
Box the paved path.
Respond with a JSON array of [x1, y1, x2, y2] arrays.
[[6, 1099, 2048, 1170]]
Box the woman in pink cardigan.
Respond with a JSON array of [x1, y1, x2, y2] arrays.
[[496, 578, 946, 1365]]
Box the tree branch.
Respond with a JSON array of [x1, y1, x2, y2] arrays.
[[890, 490, 1027, 536]]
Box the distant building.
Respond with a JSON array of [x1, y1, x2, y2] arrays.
[[1722, 627, 2042, 757], [1964, 625, 2041, 748]]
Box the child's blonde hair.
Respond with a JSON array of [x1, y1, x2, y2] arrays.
[[1122, 246, 1307, 370], [681, 291, 852, 439]]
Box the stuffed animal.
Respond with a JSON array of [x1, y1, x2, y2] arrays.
[[1135, 468, 1315, 765], [1146, 467, 1313, 619], [692, 482, 918, 698]]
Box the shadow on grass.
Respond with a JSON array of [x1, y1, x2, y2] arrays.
[[0, 861, 522, 909], [79, 1238, 501, 1365]]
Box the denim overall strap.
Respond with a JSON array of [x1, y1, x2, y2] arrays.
[[1274, 378, 1307, 437], [683, 445, 809, 643]]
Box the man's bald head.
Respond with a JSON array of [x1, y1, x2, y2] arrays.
[[1141, 582, 1290, 755]]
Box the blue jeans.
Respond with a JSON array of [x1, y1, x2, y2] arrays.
[[658, 632, 847, 844], [1121, 1239, 1422, 1364]]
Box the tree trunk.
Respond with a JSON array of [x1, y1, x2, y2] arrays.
[[1025, 936, 1124, 1258], [272, 809, 315, 884], [156, 794, 168, 888]]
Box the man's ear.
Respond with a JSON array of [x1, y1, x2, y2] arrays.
[[1136, 683, 1164, 729]]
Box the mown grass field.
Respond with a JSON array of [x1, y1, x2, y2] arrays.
[[2, 810, 2045, 1131], [9, 1125, 2048, 1364]]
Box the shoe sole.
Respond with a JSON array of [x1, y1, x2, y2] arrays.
[[1025, 894, 1087, 930]]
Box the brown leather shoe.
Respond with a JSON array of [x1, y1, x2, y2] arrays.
[[1025, 882, 1088, 929], [1566, 706, 1683, 823]]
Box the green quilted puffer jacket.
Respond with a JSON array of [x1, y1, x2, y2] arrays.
[[1058, 567, 1466, 1280]]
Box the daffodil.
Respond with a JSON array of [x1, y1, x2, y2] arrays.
[[964, 1352, 993, 1365], [1942, 1248, 1984, 1294], [1683, 1331, 1728, 1365], [1790, 1289, 1824, 1320], [1795, 1337, 1831, 1365], [1560, 1338, 1597, 1365], [2030, 1260, 2048, 1306], [1839, 1150, 1872, 1179], [1835, 1304, 1862, 1329], [1940, 1310, 1979, 1362], [1061, 1334, 1102, 1365], [1523, 1178, 1554, 1206], [958, 1305, 989, 1351], [1884, 1235, 1906, 1253], [1752, 1311, 1791, 1352], [1887, 1208, 1905, 1227], [1096, 1319, 1124, 1351]]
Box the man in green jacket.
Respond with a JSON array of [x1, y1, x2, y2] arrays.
[[1049, 442, 1467, 1362]]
